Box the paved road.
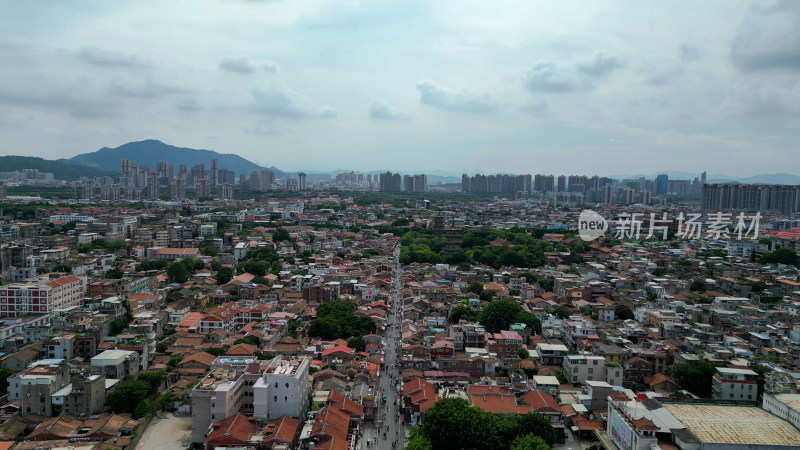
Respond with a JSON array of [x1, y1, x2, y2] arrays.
[[362, 243, 406, 450]]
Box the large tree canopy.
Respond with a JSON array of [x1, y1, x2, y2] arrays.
[[413, 398, 555, 450], [481, 299, 541, 334], [308, 300, 377, 340]]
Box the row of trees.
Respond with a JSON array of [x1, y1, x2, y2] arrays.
[[400, 227, 590, 269], [408, 398, 555, 450], [449, 299, 542, 334]]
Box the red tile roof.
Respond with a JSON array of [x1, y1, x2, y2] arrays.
[[205, 413, 256, 445]]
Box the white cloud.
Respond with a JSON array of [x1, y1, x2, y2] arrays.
[[524, 52, 621, 93], [731, 1, 800, 71], [219, 56, 279, 74], [369, 100, 409, 120], [416, 80, 497, 113], [250, 78, 336, 119], [576, 52, 622, 77], [78, 47, 150, 68]]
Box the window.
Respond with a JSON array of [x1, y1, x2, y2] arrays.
[[285, 396, 288, 402], [274, 396, 277, 401], [275, 383, 278, 388], [285, 383, 289, 388], [588, 368, 593, 374]]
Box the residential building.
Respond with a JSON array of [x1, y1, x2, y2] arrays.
[[91, 349, 140, 381], [563, 354, 607, 385], [52, 371, 107, 417], [9, 359, 70, 416], [0, 275, 86, 318], [711, 367, 758, 401], [253, 355, 310, 420]]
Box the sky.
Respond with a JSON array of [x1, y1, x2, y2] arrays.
[[1, 0, 799, 177]]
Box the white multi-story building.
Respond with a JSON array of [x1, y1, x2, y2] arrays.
[[563, 354, 608, 385], [190, 357, 264, 443], [253, 356, 310, 420], [712, 367, 758, 401], [0, 275, 86, 317]]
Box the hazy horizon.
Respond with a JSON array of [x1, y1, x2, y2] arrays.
[[2, 1, 799, 176]]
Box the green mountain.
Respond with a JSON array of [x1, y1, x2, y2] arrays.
[[64, 139, 275, 177], [0, 156, 116, 180]]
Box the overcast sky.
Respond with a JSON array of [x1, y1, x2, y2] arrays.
[[1, 0, 799, 176]]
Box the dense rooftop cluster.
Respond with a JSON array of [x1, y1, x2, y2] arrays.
[[0, 190, 800, 449]]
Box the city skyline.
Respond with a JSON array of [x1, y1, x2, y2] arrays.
[[2, 1, 800, 175]]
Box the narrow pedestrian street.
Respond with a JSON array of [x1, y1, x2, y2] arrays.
[[361, 243, 406, 450]]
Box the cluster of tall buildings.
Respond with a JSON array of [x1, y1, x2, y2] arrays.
[[461, 174, 532, 194], [702, 184, 800, 214], [98, 159, 236, 201], [246, 169, 276, 192], [378, 172, 427, 192], [461, 172, 705, 204], [0, 169, 54, 183]]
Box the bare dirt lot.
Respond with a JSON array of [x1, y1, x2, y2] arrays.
[[136, 413, 193, 450]]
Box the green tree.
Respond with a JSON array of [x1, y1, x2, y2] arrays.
[[205, 347, 225, 357], [251, 276, 270, 285], [406, 427, 433, 450], [110, 317, 131, 335], [193, 258, 205, 271], [106, 379, 151, 414], [457, 261, 472, 272], [166, 262, 190, 283], [347, 336, 366, 352], [234, 336, 260, 346], [553, 306, 571, 319], [0, 367, 12, 396], [216, 266, 234, 285], [273, 227, 291, 242], [52, 263, 72, 273], [670, 361, 716, 398], [105, 267, 123, 279], [481, 299, 542, 334], [242, 261, 268, 277], [759, 248, 799, 266], [210, 260, 222, 271], [137, 371, 165, 395], [615, 304, 635, 320], [511, 434, 551, 450], [156, 341, 169, 353], [420, 398, 499, 450], [449, 305, 481, 324], [517, 346, 530, 360], [136, 259, 168, 272], [537, 279, 554, 292], [516, 412, 556, 446], [468, 281, 484, 295], [690, 279, 706, 292], [133, 398, 154, 419], [308, 300, 377, 340], [155, 391, 174, 412]]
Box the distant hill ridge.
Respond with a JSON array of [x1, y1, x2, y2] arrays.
[[64, 139, 286, 178]]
